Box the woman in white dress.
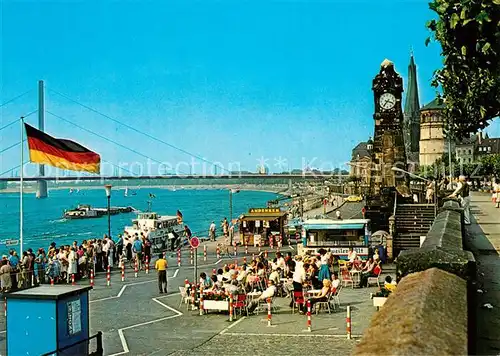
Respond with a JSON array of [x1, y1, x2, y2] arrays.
[[67, 247, 78, 283], [493, 178, 500, 208]]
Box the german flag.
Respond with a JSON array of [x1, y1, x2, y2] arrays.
[[25, 123, 100, 174]]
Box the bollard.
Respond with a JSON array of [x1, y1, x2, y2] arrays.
[[234, 260, 238, 268], [270, 237, 274, 250], [233, 242, 237, 257], [190, 247, 194, 265], [204, 245, 207, 262], [277, 244, 280, 254], [216, 246, 220, 259], [229, 294, 234, 322], [106, 265, 111, 287], [252, 253, 256, 261], [258, 244, 261, 254], [245, 243, 248, 255], [306, 300, 312, 332], [50, 277, 54, 286], [145, 255, 150, 274], [4, 298, 6, 317], [287, 234, 291, 246], [264, 250, 268, 259], [212, 268, 216, 275], [134, 260, 138, 278], [71, 273, 76, 286], [267, 298, 272, 327], [191, 284, 197, 310], [177, 249, 181, 267], [243, 256, 247, 264], [163, 251, 166, 259], [199, 286, 204, 316], [90, 269, 94, 287], [346, 305, 352, 339], [122, 264, 125, 282]]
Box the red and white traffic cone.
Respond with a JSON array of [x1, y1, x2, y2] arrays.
[[307, 300, 312, 332], [267, 298, 272, 327], [145, 256, 150, 274], [177, 249, 181, 267], [90, 269, 94, 287], [216, 246, 220, 259], [346, 306, 352, 339], [203, 245, 207, 262], [106, 265, 111, 287], [121, 264, 125, 282], [71, 273, 76, 286], [134, 260, 138, 278]]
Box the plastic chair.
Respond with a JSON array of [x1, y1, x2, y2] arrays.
[[233, 294, 249, 316], [332, 285, 342, 309], [315, 291, 333, 314], [341, 268, 354, 288], [292, 291, 305, 314], [178, 286, 190, 310], [367, 264, 382, 287]]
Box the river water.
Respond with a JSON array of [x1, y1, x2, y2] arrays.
[[0, 188, 279, 253]]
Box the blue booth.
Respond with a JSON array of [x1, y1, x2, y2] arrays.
[[6, 285, 93, 355]]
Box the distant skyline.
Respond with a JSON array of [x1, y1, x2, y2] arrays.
[[1, 0, 499, 176]]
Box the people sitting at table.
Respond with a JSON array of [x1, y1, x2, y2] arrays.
[[216, 268, 224, 283], [359, 257, 378, 288], [331, 272, 340, 290], [247, 280, 277, 313], [272, 252, 286, 272], [269, 266, 281, 285], [306, 279, 332, 312], [372, 276, 397, 298], [199, 272, 212, 289]]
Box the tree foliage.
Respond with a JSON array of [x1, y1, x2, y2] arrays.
[[478, 153, 500, 176], [426, 0, 500, 139]]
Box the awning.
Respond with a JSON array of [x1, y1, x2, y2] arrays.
[[240, 215, 283, 221], [303, 223, 365, 230]]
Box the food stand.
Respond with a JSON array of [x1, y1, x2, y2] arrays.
[[238, 207, 287, 246]]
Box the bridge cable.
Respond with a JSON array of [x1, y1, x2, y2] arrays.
[[0, 110, 38, 132], [47, 88, 231, 173], [0, 139, 27, 155], [0, 161, 29, 177], [0, 90, 33, 108], [46, 111, 189, 175]]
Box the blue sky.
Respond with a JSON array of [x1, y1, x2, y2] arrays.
[[1, 0, 499, 176]]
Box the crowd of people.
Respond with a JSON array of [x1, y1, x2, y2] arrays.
[[0, 232, 155, 292]]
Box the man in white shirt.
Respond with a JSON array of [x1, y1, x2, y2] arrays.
[[448, 175, 471, 224], [331, 272, 340, 290], [209, 222, 216, 241], [248, 280, 277, 313], [269, 266, 280, 285]]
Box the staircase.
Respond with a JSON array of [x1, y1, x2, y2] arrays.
[[394, 204, 435, 255]]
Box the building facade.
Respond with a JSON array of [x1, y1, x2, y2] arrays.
[[419, 98, 448, 167], [350, 139, 373, 185]]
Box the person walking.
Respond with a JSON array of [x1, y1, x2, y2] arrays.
[[209, 221, 216, 242], [155, 253, 168, 293]]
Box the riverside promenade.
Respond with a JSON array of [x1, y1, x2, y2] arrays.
[[0, 239, 382, 356], [469, 192, 500, 354]]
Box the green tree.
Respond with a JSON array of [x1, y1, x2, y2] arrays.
[[478, 153, 500, 176], [426, 0, 500, 139]]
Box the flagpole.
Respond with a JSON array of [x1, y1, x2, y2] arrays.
[[20, 117, 24, 256]]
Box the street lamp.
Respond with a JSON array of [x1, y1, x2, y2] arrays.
[[229, 188, 240, 245], [104, 184, 112, 238]]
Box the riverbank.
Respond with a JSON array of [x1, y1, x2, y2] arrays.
[[0, 183, 288, 195]]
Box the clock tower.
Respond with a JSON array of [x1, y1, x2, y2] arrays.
[[369, 59, 408, 196]]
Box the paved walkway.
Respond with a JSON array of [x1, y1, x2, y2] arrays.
[[469, 192, 500, 355]]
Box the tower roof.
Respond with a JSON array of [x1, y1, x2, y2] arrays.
[[404, 54, 420, 115], [420, 98, 445, 111]]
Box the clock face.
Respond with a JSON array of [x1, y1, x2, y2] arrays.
[[379, 93, 396, 110]]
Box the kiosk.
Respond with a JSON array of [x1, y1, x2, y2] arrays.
[[238, 207, 287, 246], [6, 285, 93, 355]]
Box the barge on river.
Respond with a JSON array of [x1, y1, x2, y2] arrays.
[[63, 204, 135, 219]]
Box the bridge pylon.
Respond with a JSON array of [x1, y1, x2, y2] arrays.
[[36, 80, 48, 198]]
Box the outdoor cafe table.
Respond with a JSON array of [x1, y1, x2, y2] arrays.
[[306, 289, 322, 297], [247, 291, 262, 300]]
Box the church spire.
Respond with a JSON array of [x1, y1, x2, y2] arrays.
[[404, 51, 421, 156]]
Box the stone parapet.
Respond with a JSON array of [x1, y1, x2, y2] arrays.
[[354, 268, 467, 356]]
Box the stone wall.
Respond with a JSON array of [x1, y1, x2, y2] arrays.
[[354, 268, 467, 356]]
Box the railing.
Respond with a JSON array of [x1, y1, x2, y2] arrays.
[[41, 331, 103, 356]]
